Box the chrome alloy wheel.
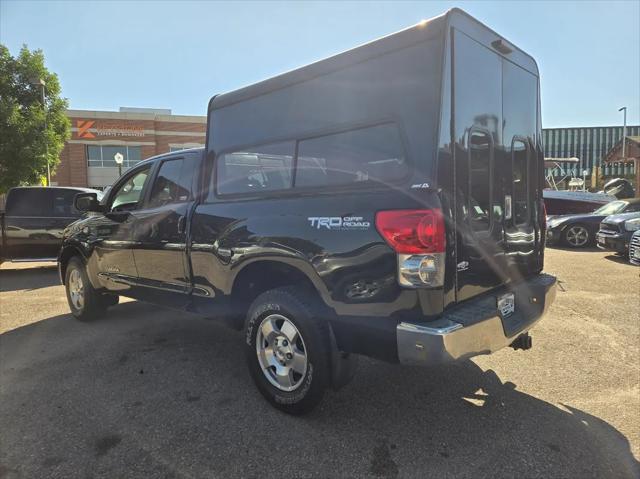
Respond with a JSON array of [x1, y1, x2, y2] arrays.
[[256, 314, 308, 392], [566, 225, 589, 247], [68, 268, 85, 310]]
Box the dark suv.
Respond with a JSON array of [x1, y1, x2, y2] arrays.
[[59, 9, 556, 414], [1, 186, 101, 264]]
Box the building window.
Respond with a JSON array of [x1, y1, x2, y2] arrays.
[[87, 145, 142, 168]]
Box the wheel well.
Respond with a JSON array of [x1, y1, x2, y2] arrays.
[[229, 261, 321, 328], [58, 246, 83, 284]]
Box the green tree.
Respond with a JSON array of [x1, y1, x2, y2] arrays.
[[0, 44, 70, 193]]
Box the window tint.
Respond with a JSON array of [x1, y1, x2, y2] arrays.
[[5, 189, 51, 216], [148, 159, 195, 207], [52, 189, 80, 216], [296, 123, 407, 188], [217, 142, 293, 195], [512, 139, 529, 225], [468, 131, 492, 232], [111, 167, 150, 210]]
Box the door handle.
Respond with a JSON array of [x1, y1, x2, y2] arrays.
[[177, 215, 187, 235], [504, 195, 513, 221]]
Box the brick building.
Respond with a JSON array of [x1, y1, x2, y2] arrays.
[[53, 107, 206, 189]]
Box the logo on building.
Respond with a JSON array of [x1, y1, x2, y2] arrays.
[[75, 119, 145, 139], [76, 120, 96, 139]]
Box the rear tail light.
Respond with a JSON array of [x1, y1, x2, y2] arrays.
[[375, 209, 446, 288], [375, 209, 445, 254]]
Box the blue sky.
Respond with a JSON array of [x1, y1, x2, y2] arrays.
[[1, 0, 638, 127]]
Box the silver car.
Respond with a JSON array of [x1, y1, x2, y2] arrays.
[[629, 229, 640, 265]]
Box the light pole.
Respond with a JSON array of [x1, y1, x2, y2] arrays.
[[31, 78, 50, 186], [618, 106, 627, 159]]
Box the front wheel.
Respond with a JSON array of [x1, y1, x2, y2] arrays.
[[65, 257, 115, 321], [244, 287, 331, 415], [563, 224, 591, 248]]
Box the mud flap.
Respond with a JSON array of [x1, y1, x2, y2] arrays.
[[328, 323, 358, 390]]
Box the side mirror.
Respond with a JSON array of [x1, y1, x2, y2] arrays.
[[75, 192, 103, 213]]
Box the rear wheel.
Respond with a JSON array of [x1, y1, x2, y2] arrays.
[[563, 224, 591, 248], [244, 287, 330, 415], [65, 257, 116, 321]]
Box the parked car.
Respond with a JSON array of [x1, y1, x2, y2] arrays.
[[546, 198, 640, 248], [59, 9, 556, 414], [596, 212, 640, 255], [0, 186, 101, 264], [629, 230, 640, 265]]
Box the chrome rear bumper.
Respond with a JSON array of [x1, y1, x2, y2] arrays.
[[397, 273, 557, 365]]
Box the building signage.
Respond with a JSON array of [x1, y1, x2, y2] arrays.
[[76, 120, 145, 139]]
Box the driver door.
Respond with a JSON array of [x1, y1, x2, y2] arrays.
[[93, 164, 153, 292]]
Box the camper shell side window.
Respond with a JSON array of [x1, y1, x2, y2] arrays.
[[213, 122, 409, 198]]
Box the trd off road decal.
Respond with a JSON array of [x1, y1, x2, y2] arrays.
[[307, 216, 370, 230]]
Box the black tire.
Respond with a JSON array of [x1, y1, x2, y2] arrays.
[[64, 257, 110, 321], [244, 286, 331, 415], [562, 223, 591, 248]]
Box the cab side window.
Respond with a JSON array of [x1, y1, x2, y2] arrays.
[[147, 158, 195, 208], [110, 167, 151, 211], [52, 189, 80, 216]]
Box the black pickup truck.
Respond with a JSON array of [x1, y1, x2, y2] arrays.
[[0, 186, 101, 265], [59, 8, 556, 414]]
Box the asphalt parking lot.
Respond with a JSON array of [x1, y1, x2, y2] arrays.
[[1, 248, 638, 478]]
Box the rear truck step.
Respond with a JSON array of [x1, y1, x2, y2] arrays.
[[396, 273, 556, 365]]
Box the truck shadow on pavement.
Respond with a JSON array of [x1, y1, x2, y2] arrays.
[[0, 265, 59, 292], [0, 301, 638, 479]]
